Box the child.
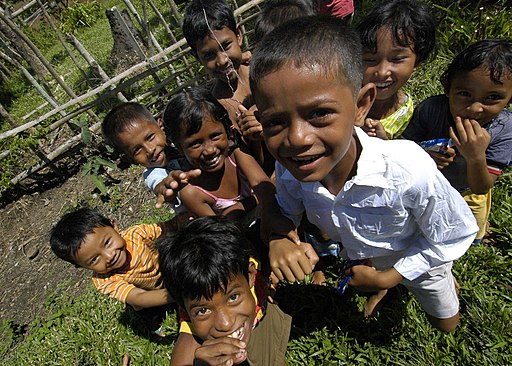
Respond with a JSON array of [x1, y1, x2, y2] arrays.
[[162, 86, 274, 226], [183, 0, 269, 172], [250, 15, 478, 332], [356, 0, 437, 139], [157, 215, 292, 366], [402, 39, 512, 242], [49, 207, 187, 332], [101, 102, 199, 210]]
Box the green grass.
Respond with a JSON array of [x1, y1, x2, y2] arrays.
[[1, 0, 512, 364]]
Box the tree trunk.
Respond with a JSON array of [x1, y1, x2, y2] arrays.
[[106, 7, 148, 73]]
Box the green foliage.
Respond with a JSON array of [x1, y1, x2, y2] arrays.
[[58, 0, 102, 34]]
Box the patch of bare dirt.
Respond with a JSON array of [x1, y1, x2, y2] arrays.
[[0, 164, 154, 326]]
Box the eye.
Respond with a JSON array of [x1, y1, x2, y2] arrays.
[[195, 307, 211, 316], [310, 109, 331, 120], [228, 293, 240, 302], [211, 132, 224, 140], [391, 56, 407, 63], [202, 52, 215, 61], [89, 256, 99, 265], [133, 147, 142, 156], [105, 238, 111, 247], [221, 41, 232, 50], [456, 91, 471, 97], [362, 57, 377, 65], [147, 133, 155, 141]]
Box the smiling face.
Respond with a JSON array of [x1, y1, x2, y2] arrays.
[[75, 226, 128, 274], [196, 27, 243, 84], [447, 67, 512, 127], [362, 27, 417, 102], [178, 116, 231, 172], [254, 64, 373, 192], [116, 118, 168, 168], [185, 268, 257, 347]]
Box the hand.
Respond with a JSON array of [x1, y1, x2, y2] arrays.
[[259, 213, 299, 246], [194, 338, 247, 366], [449, 117, 490, 162], [269, 238, 318, 282], [237, 105, 263, 141], [347, 266, 402, 291], [241, 50, 252, 65], [428, 146, 456, 170], [362, 118, 388, 140], [154, 169, 201, 208]]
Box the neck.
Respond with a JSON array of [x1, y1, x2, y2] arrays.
[[321, 134, 361, 195], [368, 91, 404, 120]]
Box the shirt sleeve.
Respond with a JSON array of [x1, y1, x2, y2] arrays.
[[143, 168, 168, 192], [274, 163, 304, 227], [92, 276, 136, 303], [393, 155, 478, 280]]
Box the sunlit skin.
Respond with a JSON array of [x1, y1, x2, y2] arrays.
[[445, 67, 512, 194], [362, 27, 417, 120], [74, 226, 129, 274], [447, 67, 512, 127], [170, 266, 257, 365], [253, 64, 373, 283], [196, 27, 243, 85], [178, 116, 231, 174], [116, 118, 168, 168]]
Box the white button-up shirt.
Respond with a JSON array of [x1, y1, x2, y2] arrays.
[[276, 127, 478, 281]]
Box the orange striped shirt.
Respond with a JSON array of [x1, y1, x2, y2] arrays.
[[92, 223, 162, 303]]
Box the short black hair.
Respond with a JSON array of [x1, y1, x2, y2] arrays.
[[356, 0, 437, 65], [163, 86, 235, 149], [158, 216, 251, 306], [441, 38, 512, 93], [250, 15, 361, 97], [50, 207, 113, 266], [183, 0, 238, 56], [102, 102, 157, 153], [254, 0, 316, 42]]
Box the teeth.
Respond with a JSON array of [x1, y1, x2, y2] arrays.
[[292, 156, 318, 164], [227, 325, 244, 340], [376, 82, 392, 88], [204, 155, 220, 166]]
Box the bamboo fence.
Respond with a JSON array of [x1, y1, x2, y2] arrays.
[[0, 0, 264, 193]]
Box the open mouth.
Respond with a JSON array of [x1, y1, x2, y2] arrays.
[[202, 155, 221, 169], [150, 151, 163, 164], [226, 324, 246, 340], [290, 155, 321, 166], [375, 81, 393, 89]]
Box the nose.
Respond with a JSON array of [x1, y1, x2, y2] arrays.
[[216, 51, 230, 68], [286, 119, 314, 150], [104, 249, 115, 264], [202, 141, 217, 156], [215, 308, 236, 333], [374, 61, 391, 77], [467, 101, 484, 114]]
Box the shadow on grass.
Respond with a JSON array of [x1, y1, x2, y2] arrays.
[[118, 304, 179, 344], [275, 282, 410, 346]]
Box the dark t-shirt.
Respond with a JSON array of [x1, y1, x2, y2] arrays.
[[402, 95, 512, 191]]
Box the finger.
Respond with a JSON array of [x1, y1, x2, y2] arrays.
[[187, 169, 202, 179], [281, 265, 298, 282], [449, 126, 460, 147], [271, 266, 284, 281], [302, 243, 319, 267], [155, 194, 165, 209], [454, 116, 467, 142]]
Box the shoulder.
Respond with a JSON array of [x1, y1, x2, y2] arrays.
[[122, 224, 161, 241]]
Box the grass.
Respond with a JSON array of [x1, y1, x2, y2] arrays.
[[1, 0, 512, 364]]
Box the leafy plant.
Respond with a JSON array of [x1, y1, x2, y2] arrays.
[[58, 0, 102, 34]]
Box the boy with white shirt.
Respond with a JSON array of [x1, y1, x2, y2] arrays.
[[250, 15, 478, 332]]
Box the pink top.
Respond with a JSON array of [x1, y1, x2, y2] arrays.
[[318, 0, 354, 18], [189, 155, 253, 214]]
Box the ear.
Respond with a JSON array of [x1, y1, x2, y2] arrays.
[[157, 116, 165, 131], [235, 26, 243, 46], [248, 261, 257, 288], [354, 82, 376, 127]]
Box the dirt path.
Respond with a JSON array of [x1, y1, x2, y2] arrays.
[[0, 166, 153, 326]]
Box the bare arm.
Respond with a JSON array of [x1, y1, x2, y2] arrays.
[[125, 288, 172, 310], [180, 185, 218, 217], [347, 266, 404, 291]]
